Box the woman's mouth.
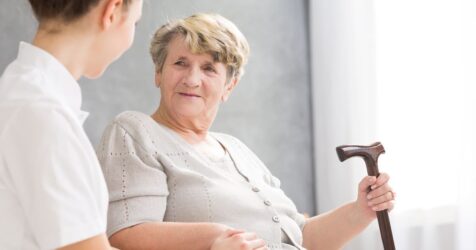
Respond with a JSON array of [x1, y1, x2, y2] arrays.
[[179, 92, 200, 98]]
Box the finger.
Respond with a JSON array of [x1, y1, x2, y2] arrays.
[[224, 228, 244, 237], [387, 200, 395, 212], [368, 191, 395, 206], [371, 172, 390, 190], [240, 232, 258, 241], [359, 176, 377, 193], [255, 245, 269, 250], [367, 183, 392, 199], [371, 200, 395, 211], [247, 238, 266, 249], [230, 232, 256, 244]]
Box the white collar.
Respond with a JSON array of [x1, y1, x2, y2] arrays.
[[17, 42, 89, 123]]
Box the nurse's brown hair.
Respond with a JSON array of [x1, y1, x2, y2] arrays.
[[28, 0, 132, 23]]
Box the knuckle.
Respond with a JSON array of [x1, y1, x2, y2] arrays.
[[232, 234, 243, 241], [258, 239, 266, 246], [239, 242, 249, 250]]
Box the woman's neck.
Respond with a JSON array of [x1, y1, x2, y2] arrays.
[[152, 106, 214, 144]]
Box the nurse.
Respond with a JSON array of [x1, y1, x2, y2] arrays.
[[0, 0, 142, 249]]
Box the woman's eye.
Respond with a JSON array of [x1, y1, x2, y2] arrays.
[[204, 66, 216, 73], [174, 61, 186, 66]]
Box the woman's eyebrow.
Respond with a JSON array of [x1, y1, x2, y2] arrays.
[[202, 61, 215, 66], [175, 56, 187, 61]]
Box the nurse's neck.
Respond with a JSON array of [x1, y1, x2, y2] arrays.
[[32, 20, 96, 80]]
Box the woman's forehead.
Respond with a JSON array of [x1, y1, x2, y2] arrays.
[[167, 38, 219, 64]]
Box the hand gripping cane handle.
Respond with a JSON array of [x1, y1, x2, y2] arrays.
[[336, 142, 396, 250]]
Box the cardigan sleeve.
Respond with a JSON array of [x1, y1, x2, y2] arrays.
[[97, 121, 169, 237]]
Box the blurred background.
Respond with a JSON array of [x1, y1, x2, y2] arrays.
[[1, 0, 475, 249]]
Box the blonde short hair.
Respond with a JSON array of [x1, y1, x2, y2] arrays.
[[149, 13, 250, 79]]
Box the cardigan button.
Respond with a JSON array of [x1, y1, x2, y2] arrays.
[[272, 216, 280, 223], [252, 186, 260, 192], [264, 200, 272, 206]]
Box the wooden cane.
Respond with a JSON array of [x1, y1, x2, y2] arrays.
[[336, 142, 396, 250]]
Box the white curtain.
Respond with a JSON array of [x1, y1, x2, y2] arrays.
[[309, 0, 382, 249], [457, 0, 476, 248], [309, 0, 476, 249]]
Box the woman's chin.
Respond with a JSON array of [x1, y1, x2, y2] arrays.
[[171, 103, 206, 118]]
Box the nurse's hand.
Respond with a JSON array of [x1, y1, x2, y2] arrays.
[[211, 229, 268, 250]]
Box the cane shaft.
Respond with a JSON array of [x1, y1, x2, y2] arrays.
[[377, 210, 395, 250], [368, 173, 395, 250]]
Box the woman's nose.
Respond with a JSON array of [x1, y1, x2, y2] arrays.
[[183, 66, 201, 87]]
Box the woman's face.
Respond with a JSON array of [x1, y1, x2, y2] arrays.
[[156, 36, 236, 120]]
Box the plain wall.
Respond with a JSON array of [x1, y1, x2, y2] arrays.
[[0, 0, 315, 215]]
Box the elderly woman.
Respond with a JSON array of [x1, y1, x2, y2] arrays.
[[98, 13, 395, 250]]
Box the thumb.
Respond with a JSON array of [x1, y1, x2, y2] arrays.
[[359, 176, 376, 193]]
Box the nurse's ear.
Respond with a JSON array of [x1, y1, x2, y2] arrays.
[[100, 0, 125, 30]]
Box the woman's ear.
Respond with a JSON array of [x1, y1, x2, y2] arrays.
[[100, 0, 123, 30], [221, 77, 239, 102], [155, 71, 162, 88]]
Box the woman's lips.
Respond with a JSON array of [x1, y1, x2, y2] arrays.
[[179, 92, 200, 97]]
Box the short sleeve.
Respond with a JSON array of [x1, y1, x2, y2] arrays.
[[1, 105, 107, 249], [98, 121, 169, 237]]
